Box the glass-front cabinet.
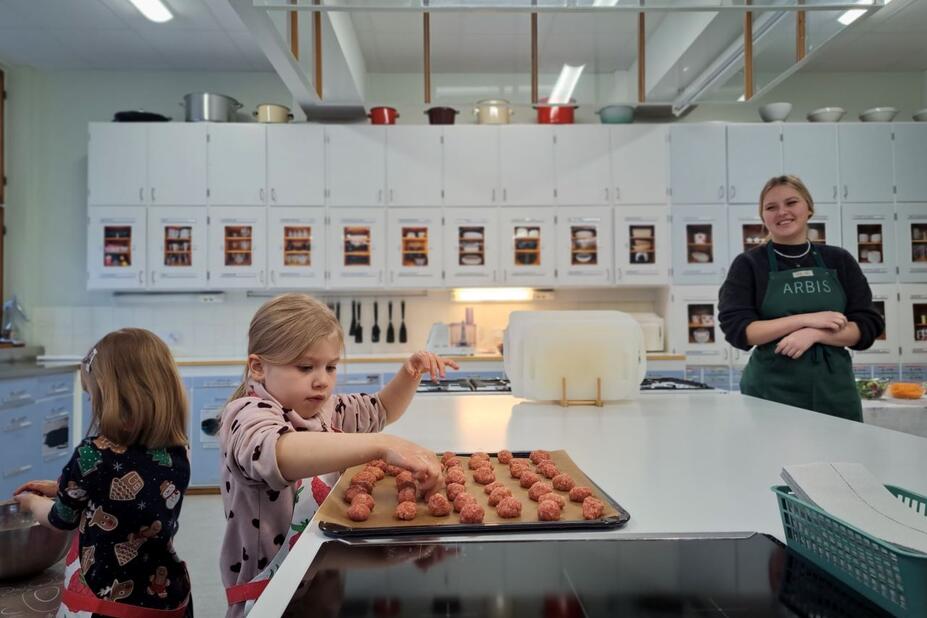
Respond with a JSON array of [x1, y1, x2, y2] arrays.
[[555, 207, 612, 286], [328, 208, 386, 289], [897, 204, 927, 283], [147, 207, 207, 289], [841, 204, 896, 284], [900, 285, 927, 364], [498, 208, 556, 286], [852, 284, 900, 366], [443, 208, 499, 286], [387, 209, 443, 288], [670, 286, 729, 365], [268, 207, 326, 289], [208, 207, 266, 289], [671, 205, 728, 284], [615, 206, 670, 284], [87, 206, 146, 290]]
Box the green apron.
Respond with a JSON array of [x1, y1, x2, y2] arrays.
[[740, 243, 862, 422]]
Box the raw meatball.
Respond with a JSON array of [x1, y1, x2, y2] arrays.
[[347, 503, 371, 522], [453, 493, 477, 513], [569, 486, 594, 503], [471, 451, 490, 461], [385, 464, 403, 477], [483, 481, 504, 495], [488, 486, 513, 507], [351, 493, 375, 512], [395, 470, 416, 490], [443, 457, 462, 470], [529, 450, 551, 464], [394, 501, 417, 521], [538, 492, 566, 508], [459, 503, 485, 524], [365, 465, 385, 481], [445, 468, 467, 486], [397, 487, 417, 503], [528, 481, 554, 501], [511, 457, 531, 467], [496, 496, 522, 519], [350, 470, 377, 493], [519, 471, 541, 489], [446, 482, 466, 502], [368, 459, 388, 471], [427, 493, 451, 517], [537, 462, 560, 479], [468, 457, 491, 471], [496, 449, 513, 464], [473, 467, 496, 485], [343, 485, 368, 504], [537, 500, 562, 521], [582, 497, 606, 520], [440, 451, 456, 464], [552, 473, 575, 492], [510, 462, 529, 479]]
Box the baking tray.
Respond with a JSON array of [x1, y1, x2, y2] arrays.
[[317, 450, 630, 538]]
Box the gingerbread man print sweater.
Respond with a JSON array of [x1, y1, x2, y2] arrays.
[[47, 436, 191, 611]]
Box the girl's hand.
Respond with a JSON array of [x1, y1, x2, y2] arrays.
[[403, 351, 460, 383], [13, 480, 58, 498], [378, 435, 442, 492], [803, 311, 848, 332], [13, 491, 48, 513], [775, 328, 823, 359]]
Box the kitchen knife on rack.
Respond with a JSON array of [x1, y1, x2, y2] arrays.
[[349, 300, 357, 338], [372, 301, 381, 343], [399, 300, 407, 344], [386, 301, 395, 343], [355, 302, 363, 344]]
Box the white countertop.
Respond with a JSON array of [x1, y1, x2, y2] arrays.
[[253, 391, 927, 617]]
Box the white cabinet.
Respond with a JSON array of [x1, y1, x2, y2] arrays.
[[147, 124, 208, 206], [808, 202, 842, 249], [555, 207, 613, 286], [853, 284, 900, 364], [328, 208, 386, 289], [498, 208, 556, 285], [88, 123, 207, 207], [899, 285, 927, 363], [671, 205, 729, 284], [726, 124, 781, 204], [841, 203, 896, 284], [897, 203, 927, 283], [266, 125, 324, 206], [147, 207, 207, 289], [208, 207, 267, 289], [87, 207, 147, 290], [387, 209, 443, 288], [612, 125, 668, 205], [727, 203, 765, 257], [88, 124, 147, 206], [267, 207, 326, 289], [614, 206, 670, 284], [499, 126, 555, 205], [782, 124, 839, 203], [443, 126, 499, 206], [386, 127, 443, 206], [838, 124, 894, 203], [553, 126, 611, 206], [670, 286, 729, 365], [443, 208, 499, 287], [325, 126, 387, 207], [207, 125, 266, 206], [669, 124, 726, 204], [894, 124, 927, 203]]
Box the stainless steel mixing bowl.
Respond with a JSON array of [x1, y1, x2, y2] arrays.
[[0, 499, 71, 580]]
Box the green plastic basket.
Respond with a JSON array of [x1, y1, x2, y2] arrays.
[[773, 484, 927, 617]]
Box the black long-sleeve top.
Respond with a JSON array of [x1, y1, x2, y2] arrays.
[[718, 242, 885, 351]]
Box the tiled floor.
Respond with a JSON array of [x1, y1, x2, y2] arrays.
[[175, 494, 226, 617]]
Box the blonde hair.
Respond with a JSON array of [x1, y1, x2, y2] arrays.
[[229, 294, 343, 401], [759, 175, 816, 241], [82, 328, 188, 449]]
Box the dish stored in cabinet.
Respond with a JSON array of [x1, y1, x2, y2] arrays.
[[283, 225, 312, 267], [317, 450, 629, 538]]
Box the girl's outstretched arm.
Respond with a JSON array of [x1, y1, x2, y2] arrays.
[[379, 351, 459, 423]]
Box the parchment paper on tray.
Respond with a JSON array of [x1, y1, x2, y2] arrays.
[[317, 450, 630, 538]]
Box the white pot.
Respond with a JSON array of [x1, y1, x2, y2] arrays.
[[473, 99, 513, 125], [254, 103, 293, 123]]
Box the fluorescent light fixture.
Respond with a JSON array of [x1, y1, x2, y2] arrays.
[[592, 0, 620, 6], [128, 0, 173, 23], [547, 64, 585, 105], [838, 0, 873, 26], [452, 288, 536, 303], [737, 93, 746, 102]]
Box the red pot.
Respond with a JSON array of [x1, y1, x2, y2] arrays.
[[368, 106, 399, 125], [425, 106, 459, 125], [534, 98, 578, 124]]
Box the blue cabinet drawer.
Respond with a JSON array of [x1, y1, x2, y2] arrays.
[[189, 385, 233, 487], [189, 375, 241, 389], [0, 377, 37, 410], [38, 397, 72, 468], [0, 404, 42, 497], [35, 373, 76, 399]]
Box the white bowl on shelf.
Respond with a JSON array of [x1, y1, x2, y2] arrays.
[[860, 107, 897, 122], [807, 107, 845, 122], [758, 102, 792, 122], [914, 108, 927, 122]]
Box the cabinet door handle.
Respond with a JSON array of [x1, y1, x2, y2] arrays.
[[4, 464, 33, 478], [389, 189, 394, 203], [833, 185, 838, 200], [843, 185, 848, 199], [260, 188, 265, 202], [604, 188, 609, 202], [139, 187, 144, 202], [151, 187, 156, 202], [379, 271, 383, 284], [138, 271, 144, 285], [270, 270, 277, 285], [151, 270, 156, 285], [390, 271, 394, 283], [378, 189, 383, 203], [718, 185, 724, 200], [729, 185, 736, 200], [491, 188, 496, 203], [503, 188, 507, 202], [492, 270, 497, 281], [259, 270, 265, 285], [271, 188, 277, 202]]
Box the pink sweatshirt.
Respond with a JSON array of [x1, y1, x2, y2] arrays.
[[217, 379, 385, 607]]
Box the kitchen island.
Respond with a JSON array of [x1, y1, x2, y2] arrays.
[[253, 391, 927, 616]]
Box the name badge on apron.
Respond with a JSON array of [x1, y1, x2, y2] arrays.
[[792, 270, 814, 278]]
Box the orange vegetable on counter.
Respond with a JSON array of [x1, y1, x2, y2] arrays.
[[887, 382, 926, 399]]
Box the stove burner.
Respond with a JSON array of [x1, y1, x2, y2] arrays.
[[640, 377, 713, 391]]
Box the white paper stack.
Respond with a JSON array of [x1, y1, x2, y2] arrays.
[[782, 463, 927, 555]]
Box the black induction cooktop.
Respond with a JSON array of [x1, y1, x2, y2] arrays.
[[281, 534, 888, 617]]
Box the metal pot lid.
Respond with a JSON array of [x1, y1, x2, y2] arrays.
[[476, 99, 511, 106], [256, 102, 290, 109]]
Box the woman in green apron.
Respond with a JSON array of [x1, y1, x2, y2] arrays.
[[719, 175, 885, 421]]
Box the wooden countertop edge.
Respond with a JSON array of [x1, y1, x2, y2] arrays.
[[174, 353, 683, 367]]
